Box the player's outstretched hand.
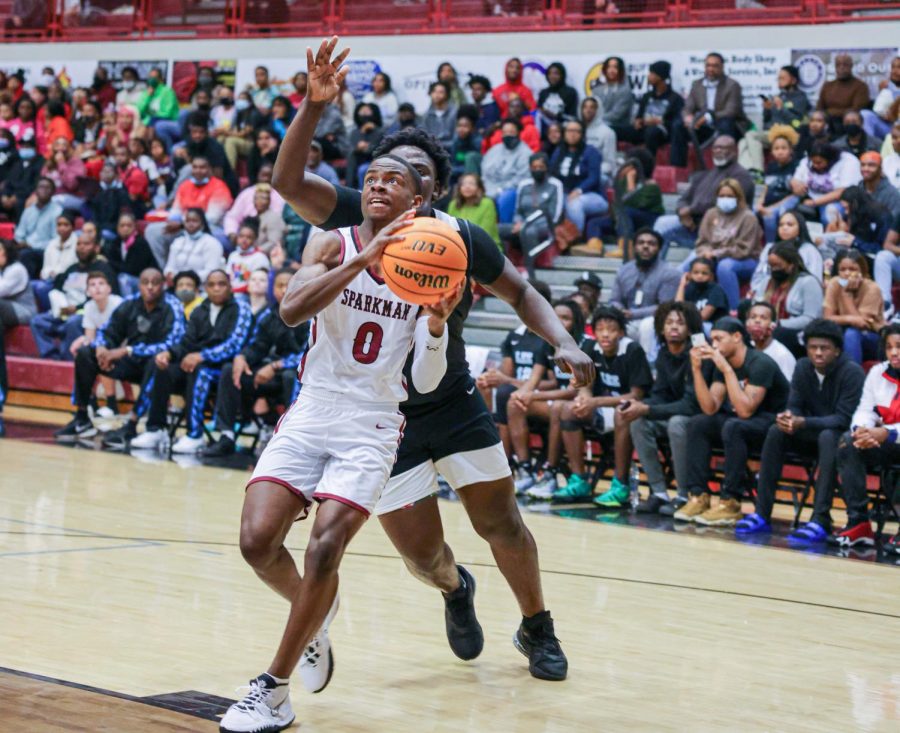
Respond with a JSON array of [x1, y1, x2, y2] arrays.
[[553, 343, 595, 390], [306, 36, 351, 104], [423, 281, 465, 335], [362, 208, 416, 268]]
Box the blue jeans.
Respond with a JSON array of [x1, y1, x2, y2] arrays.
[[30, 313, 83, 360], [843, 327, 880, 364], [495, 188, 518, 225], [861, 109, 892, 140], [873, 249, 900, 304], [655, 214, 698, 258], [32, 279, 54, 312], [680, 252, 756, 310], [565, 191, 608, 234], [152, 117, 183, 152], [761, 195, 800, 243]]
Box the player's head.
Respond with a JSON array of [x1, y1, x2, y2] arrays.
[[553, 299, 585, 341], [205, 269, 232, 305], [273, 268, 294, 304], [654, 301, 702, 347], [371, 127, 452, 205], [138, 267, 164, 304], [362, 155, 425, 223], [591, 305, 626, 355]]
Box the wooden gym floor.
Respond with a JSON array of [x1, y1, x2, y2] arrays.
[[1, 435, 899, 732]]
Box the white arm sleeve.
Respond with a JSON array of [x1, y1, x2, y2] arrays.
[[410, 315, 448, 394]]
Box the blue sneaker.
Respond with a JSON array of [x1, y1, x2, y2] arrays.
[[787, 521, 829, 544], [734, 512, 771, 535]]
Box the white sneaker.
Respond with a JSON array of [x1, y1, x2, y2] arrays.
[[514, 470, 535, 495], [172, 434, 206, 454], [526, 475, 558, 501], [130, 429, 167, 450], [220, 674, 294, 732], [299, 592, 340, 693], [95, 406, 116, 419]]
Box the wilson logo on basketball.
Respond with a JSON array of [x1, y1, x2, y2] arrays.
[[392, 263, 451, 291]]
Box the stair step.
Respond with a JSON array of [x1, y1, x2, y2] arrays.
[[462, 326, 507, 348], [465, 311, 522, 330]]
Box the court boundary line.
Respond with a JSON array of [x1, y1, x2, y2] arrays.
[[2, 528, 899, 621]]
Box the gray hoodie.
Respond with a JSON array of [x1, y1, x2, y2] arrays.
[[481, 141, 531, 198], [0, 262, 37, 323]]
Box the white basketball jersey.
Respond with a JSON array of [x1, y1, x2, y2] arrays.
[[297, 226, 420, 403]]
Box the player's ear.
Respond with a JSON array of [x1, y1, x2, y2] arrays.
[[412, 193, 424, 210]]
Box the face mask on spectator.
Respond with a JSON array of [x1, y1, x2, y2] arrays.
[[502, 135, 519, 150], [712, 156, 730, 167], [19, 147, 36, 159], [770, 269, 790, 283], [235, 99, 250, 111], [191, 176, 210, 186], [122, 80, 136, 91], [198, 102, 211, 112], [844, 123, 862, 137], [716, 197, 737, 213], [175, 289, 196, 303], [149, 77, 161, 89], [41, 73, 54, 86], [187, 228, 204, 240], [532, 169, 546, 183], [220, 97, 234, 108]]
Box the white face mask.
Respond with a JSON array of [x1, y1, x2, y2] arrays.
[[837, 277, 849, 287], [122, 80, 136, 91], [717, 197, 737, 213], [712, 156, 730, 168]]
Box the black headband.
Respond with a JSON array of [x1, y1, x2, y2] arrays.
[[372, 153, 424, 195]]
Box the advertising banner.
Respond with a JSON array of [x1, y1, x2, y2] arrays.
[[791, 47, 899, 107]]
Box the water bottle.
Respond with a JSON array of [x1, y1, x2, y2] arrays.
[[629, 464, 641, 511]]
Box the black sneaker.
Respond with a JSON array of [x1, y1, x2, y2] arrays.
[[636, 493, 670, 514], [55, 417, 97, 441], [659, 494, 687, 517], [200, 435, 236, 458], [102, 422, 137, 449], [514, 610, 568, 681], [443, 565, 483, 660]]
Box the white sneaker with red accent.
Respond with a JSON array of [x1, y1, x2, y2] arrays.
[[298, 592, 340, 693]]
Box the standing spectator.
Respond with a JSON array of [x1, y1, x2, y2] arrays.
[[537, 63, 578, 130], [676, 317, 790, 524], [834, 110, 881, 157], [104, 212, 155, 296], [579, 98, 616, 182], [346, 103, 384, 188], [42, 137, 86, 210], [654, 135, 755, 252], [684, 178, 763, 310], [247, 65, 279, 115], [756, 125, 801, 243], [743, 300, 798, 380], [422, 81, 458, 152], [862, 55, 900, 141], [467, 75, 501, 136], [590, 56, 634, 136], [498, 153, 564, 265], [619, 301, 710, 515], [138, 68, 179, 137], [735, 319, 864, 541], [833, 323, 900, 548], [163, 207, 225, 286], [608, 228, 681, 356], [494, 57, 536, 117], [618, 60, 683, 161], [550, 120, 606, 239], [247, 127, 280, 187], [481, 118, 531, 222], [817, 54, 871, 133], [91, 162, 132, 240], [13, 176, 61, 278], [226, 221, 270, 294], [859, 151, 900, 213], [448, 173, 499, 248], [362, 72, 399, 129], [115, 67, 146, 108], [676, 257, 729, 327], [790, 141, 861, 225], [437, 62, 468, 109], [672, 53, 749, 167], [823, 250, 885, 364], [750, 211, 823, 297]]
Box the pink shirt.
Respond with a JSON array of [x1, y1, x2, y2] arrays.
[[223, 185, 286, 237]]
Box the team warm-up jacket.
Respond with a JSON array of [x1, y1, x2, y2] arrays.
[[851, 362, 900, 438], [169, 296, 252, 365], [96, 293, 185, 358], [240, 305, 310, 370]]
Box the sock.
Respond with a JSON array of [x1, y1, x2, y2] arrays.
[[522, 609, 550, 633], [106, 396, 118, 413], [517, 458, 533, 474], [221, 430, 235, 441], [653, 491, 670, 501], [76, 408, 89, 422]]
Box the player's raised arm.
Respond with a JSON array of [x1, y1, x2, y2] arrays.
[[272, 36, 350, 225]]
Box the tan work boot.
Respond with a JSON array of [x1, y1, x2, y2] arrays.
[[605, 236, 626, 259], [571, 237, 604, 256], [673, 494, 710, 522], [695, 498, 743, 526]]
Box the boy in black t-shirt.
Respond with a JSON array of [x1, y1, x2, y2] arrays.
[[676, 317, 790, 526], [552, 305, 653, 505], [676, 257, 729, 327]]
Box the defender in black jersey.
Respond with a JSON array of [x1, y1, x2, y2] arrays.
[[252, 37, 594, 683]]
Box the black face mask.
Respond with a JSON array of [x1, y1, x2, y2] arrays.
[[400, 117, 415, 128], [770, 269, 791, 283], [358, 115, 375, 126], [502, 135, 519, 151], [845, 123, 863, 138], [197, 102, 211, 112], [220, 98, 234, 107], [532, 170, 547, 183]]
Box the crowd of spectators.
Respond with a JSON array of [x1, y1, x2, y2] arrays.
[[0, 51, 898, 553]]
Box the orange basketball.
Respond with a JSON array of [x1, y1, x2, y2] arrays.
[[381, 217, 468, 306]]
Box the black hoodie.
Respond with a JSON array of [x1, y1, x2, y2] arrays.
[[785, 352, 865, 430], [537, 63, 578, 121]]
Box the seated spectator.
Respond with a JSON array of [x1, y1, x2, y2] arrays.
[[493, 58, 536, 117], [467, 75, 501, 137], [498, 153, 563, 266], [481, 118, 531, 222], [536, 63, 578, 131], [313, 99, 347, 161], [676, 257, 729, 327], [795, 109, 831, 160], [608, 228, 681, 356], [226, 220, 270, 294], [287, 71, 307, 109], [163, 207, 225, 286], [245, 267, 271, 318], [90, 66, 117, 112], [743, 300, 798, 380], [672, 53, 749, 167], [248, 184, 285, 254], [72, 99, 102, 158], [346, 103, 384, 188], [542, 121, 563, 158], [483, 97, 540, 154], [220, 92, 264, 172], [149, 138, 175, 207], [202, 268, 308, 457], [91, 162, 132, 241], [606, 151, 664, 254], [384, 102, 420, 136], [0, 130, 17, 186], [56, 268, 184, 445], [655, 135, 755, 252], [210, 87, 237, 135], [0, 100, 14, 137], [362, 72, 399, 129], [447, 173, 499, 248], [13, 176, 62, 278], [739, 65, 810, 173], [675, 316, 790, 524], [619, 301, 710, 515], [282, 203, 310, 266], [862, 56, 900, 141], [131, 270, 251, 454], [817, 54, 870, 134], [145, 157, 233, 266], [834, 110, 881, 158], [42, 136, 86, 210], [550, 120, 606, 240], [682, 177, 762, 310], [31, 237, 117, 359], [833, 323, 900, 549], [268, 96, 294, 141], [751, 210, 823, 295], [552, 304, 653, 506], [42, 101, 74, 154], [823, 250, 884, 363], [127, 137, 164, 199], [9, 96, 37, 143], [618, 60, 683, 162], [590, 56, 634, 137], [248, 126, 280, 187], [423, 82, 458, 152], [450, 106, 482, 182], [225, 175, 286, 242], [179, 112, 240, 196], [511, 300, 594, 498], [756, 125, 801, 243], [172, 269, 204, 318], [578, 98, 616, 183], [35, 211, 77, 307], [437, 62, 468, 109], [0, 238, 37, 342], [246, 65, 279, 115], [859, 151, 900, 213], [573, 271, 602, 313], [0, 131, 43, 221], [104, 212, 156, 296], [139, 68, 180, 137], [833, 185, 893, 257], [735, 319, 864, 541], [65, 270, 122, 363], [303, 139, 339, 186], [115, 66, 146, 109]]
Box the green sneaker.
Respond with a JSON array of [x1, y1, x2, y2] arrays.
[[594, 476, 630, 508], [551, 473, 593, 503]]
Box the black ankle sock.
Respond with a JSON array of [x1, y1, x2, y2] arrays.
[[106, 397, 118, 413], [76, 408, 89, 422], [523, 609, 550, 632]]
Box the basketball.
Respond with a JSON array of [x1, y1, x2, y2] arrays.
[[381, 217, 468, 306]]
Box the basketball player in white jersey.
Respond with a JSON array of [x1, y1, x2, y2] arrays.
[[219, 155, 461, 733]]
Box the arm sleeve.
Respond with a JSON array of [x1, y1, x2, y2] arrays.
[[410, 316, 449, 394], [131, 297, 185, 357], [805, 365, 865, 431], [467, 220, 506, 285], [201, 300, 252, 363], [318, 184, 364, 231]]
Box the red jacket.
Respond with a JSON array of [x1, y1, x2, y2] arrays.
[[494, 81, 536, 117], [482, 114, 541, 154], [119, 162, 149, 201]]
